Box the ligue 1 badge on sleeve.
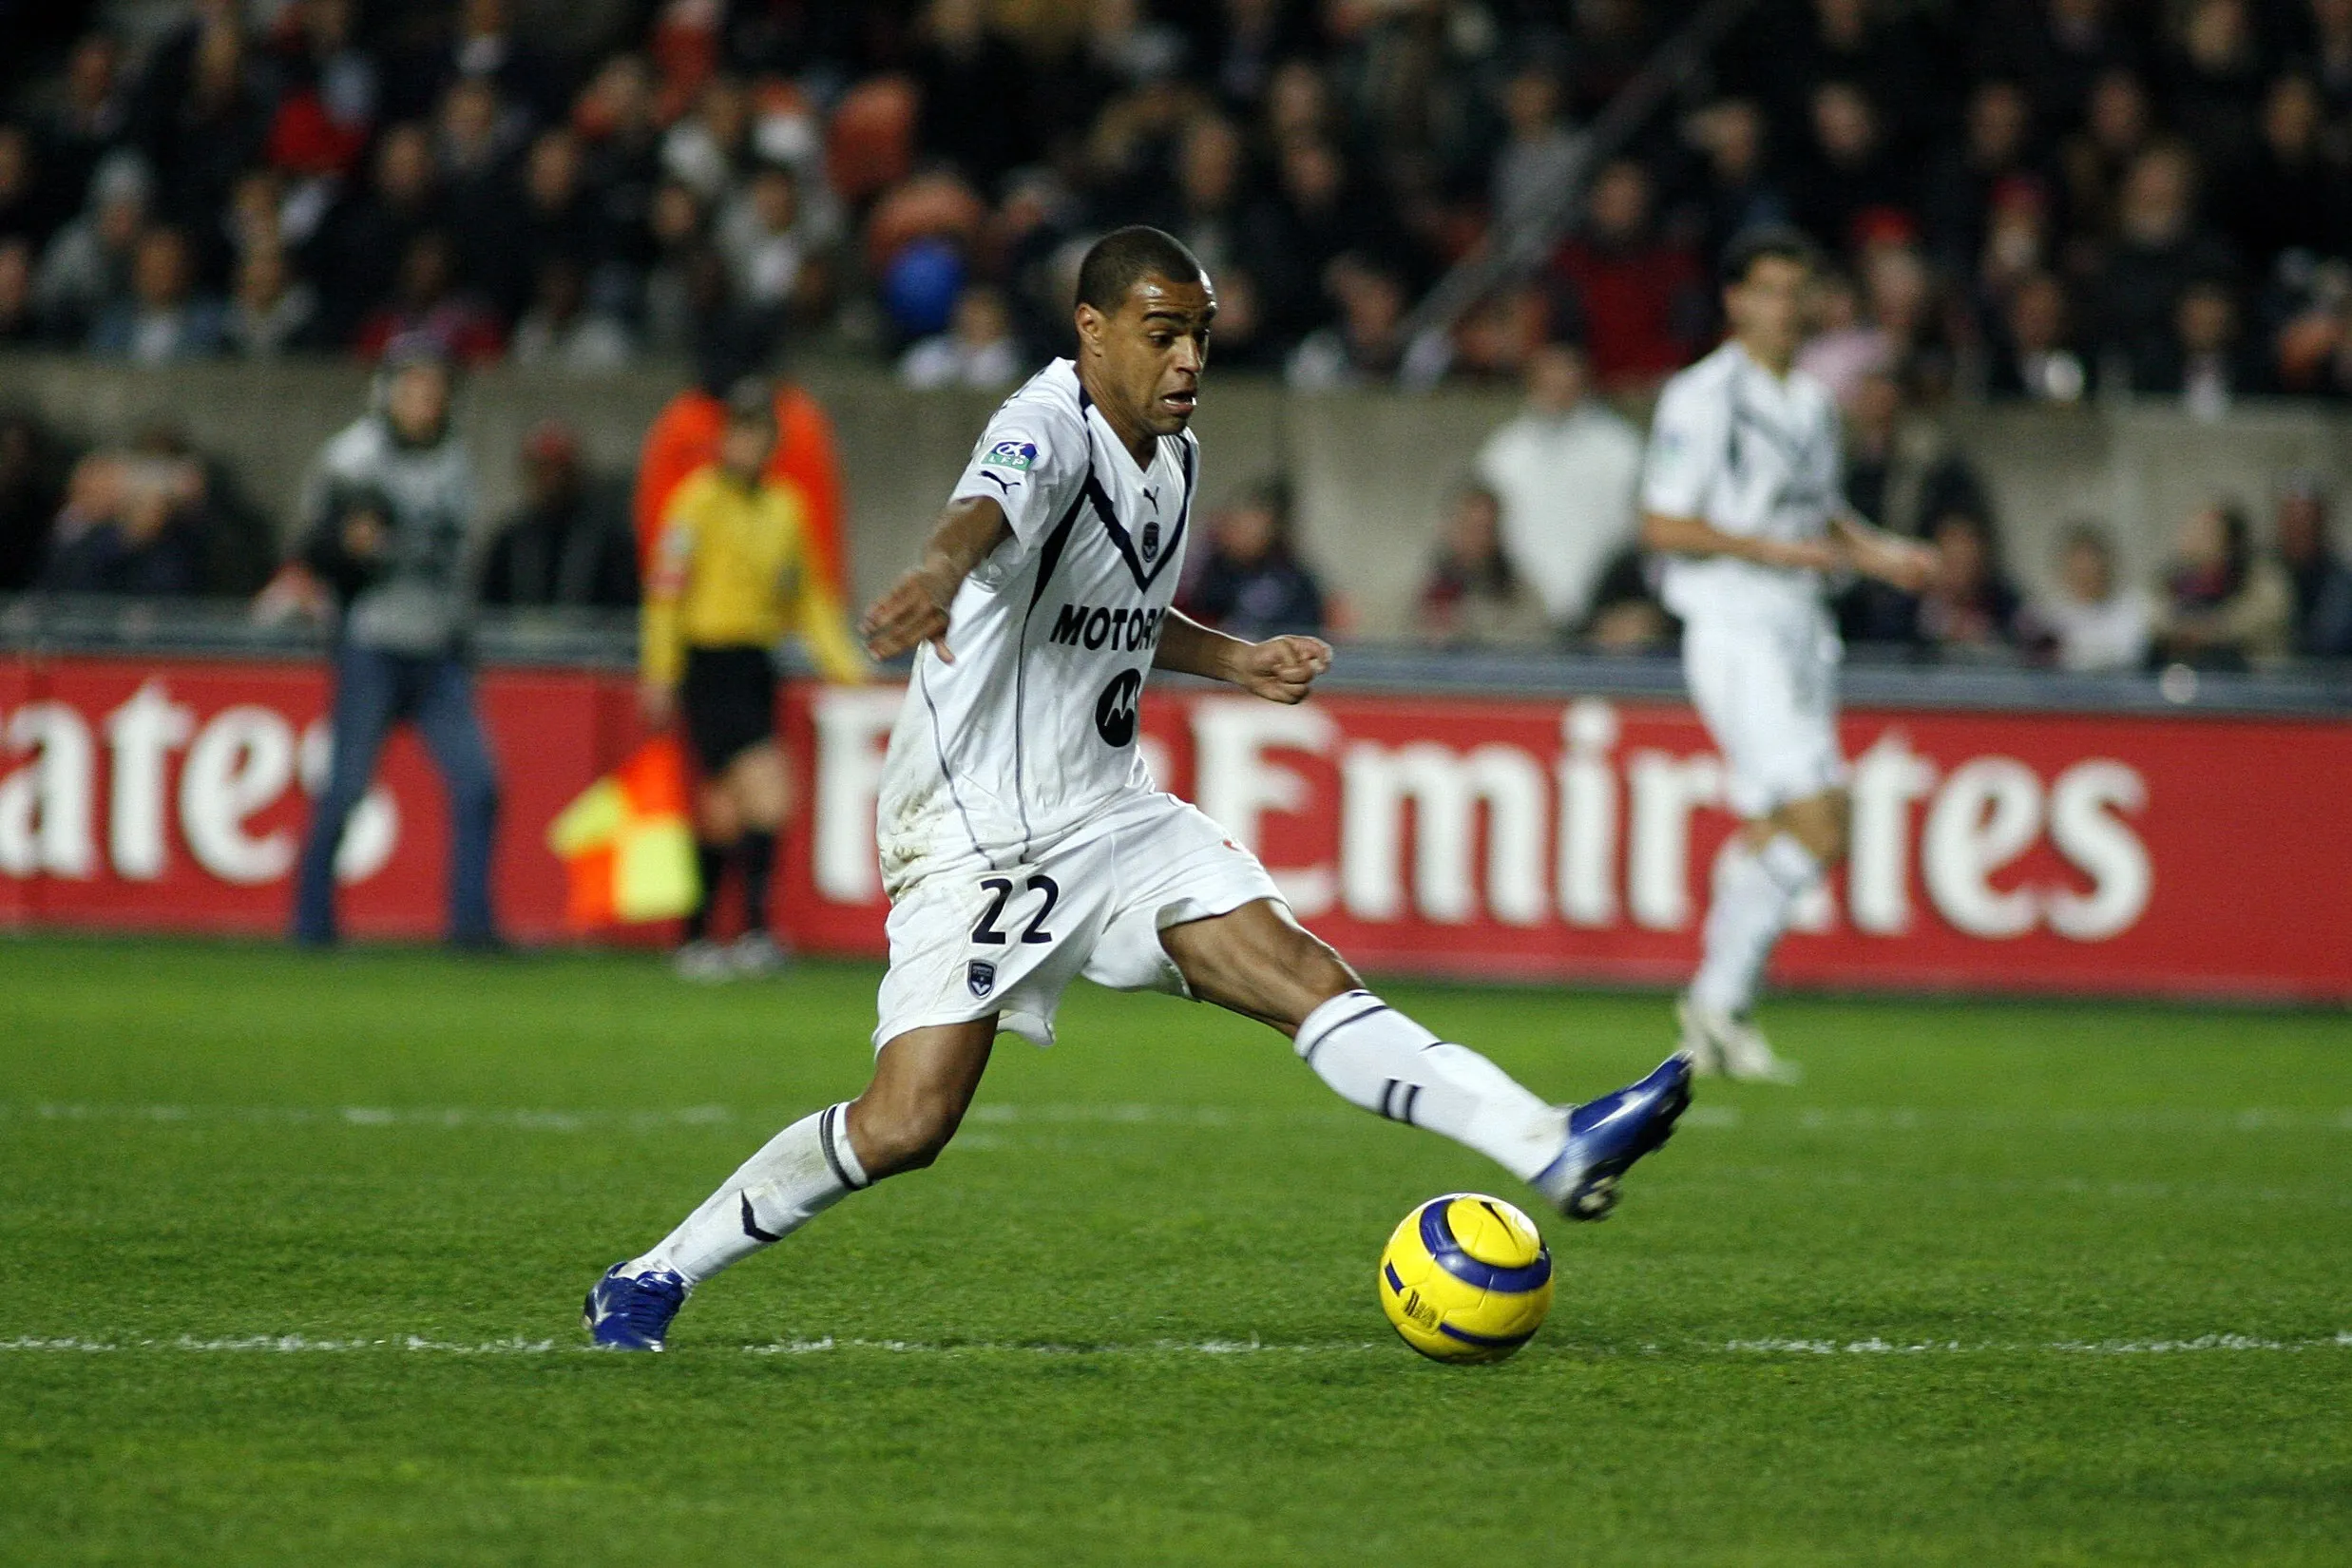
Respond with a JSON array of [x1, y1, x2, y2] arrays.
[[967, 960, 997, 999]]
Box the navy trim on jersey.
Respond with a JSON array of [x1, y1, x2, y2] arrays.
[[918, 657, 996, 868], [1080, 461, 1188, 593]]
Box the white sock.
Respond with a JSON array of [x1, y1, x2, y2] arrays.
[[1690, 833, 1822, 1017], [1293, 990, 1566, 1182], [625, 1102, 870, 1287]]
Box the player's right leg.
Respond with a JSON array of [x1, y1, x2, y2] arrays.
[[1159, 899, 1689, 1221], [584, 1020, 995, 1350]]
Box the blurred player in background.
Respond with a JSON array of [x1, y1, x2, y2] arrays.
[[290, 338, 501, 950], [1640, 229, 1936, 1080], [584, 228, 1692, 1350], [641, 377, 868, 980]]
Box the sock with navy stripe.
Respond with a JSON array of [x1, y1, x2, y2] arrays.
[[624, 1101, 869, 1286], [1291, 990, 1566, 1183]]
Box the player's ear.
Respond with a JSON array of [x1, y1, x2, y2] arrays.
[[1074, 301, 1103, 355]]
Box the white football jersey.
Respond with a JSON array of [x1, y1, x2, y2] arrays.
[[1640, 339, 1843, 625], [877, 359, 1197, 895]]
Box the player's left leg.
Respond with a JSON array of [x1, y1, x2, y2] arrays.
[[586, 1020, 996, 1349], [1683, 786, 1845, 1081], [1159, 900, 1688, 1220]]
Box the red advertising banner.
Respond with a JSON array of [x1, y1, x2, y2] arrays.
[[3, 654, 2347, 1001], [777, 683, 2352, 1004]]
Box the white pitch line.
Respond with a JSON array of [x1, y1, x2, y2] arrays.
[[3, 1333, 2346, 1359]]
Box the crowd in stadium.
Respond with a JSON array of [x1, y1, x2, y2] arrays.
[[3, 0, 2352, 670], [3, 0, 2351, 394]]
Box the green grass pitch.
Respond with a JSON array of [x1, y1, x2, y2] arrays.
[[3, 936, 2348, 1565]]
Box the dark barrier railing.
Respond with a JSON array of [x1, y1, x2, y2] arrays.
[[3, 594, 2346, 719]]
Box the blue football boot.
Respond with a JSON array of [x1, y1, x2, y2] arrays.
[[583, 1262, 688, 1350], [1533, 1052, 1693, 1220]]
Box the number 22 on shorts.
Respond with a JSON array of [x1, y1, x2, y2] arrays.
[[972, 875, 1060, 946]]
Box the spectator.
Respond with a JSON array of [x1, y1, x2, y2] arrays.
[[661, 76, 755, 207], [88, 226, 224, 363], [2020, 522, 2155, 671], [1788, 81, 1913, 254], [1924, 80, 2040, 277], [1470, 341, 1644, 631], [1678, 99, 1790, 269], [1550, 160, 1707, 392], [1416, 485, 1554, 650], [140, 8, 274, 246], [309, 123, 443, 345], [385, 0, 562, 127], [265, 0, 378, 184], [2165, 0, 2265, 169], [0, 124, 59, 253], [481, 421, 637, 609], [2218, 76, 2347, 279], [2059, 67, 2158, 253], [911, 0, 1036, 190], [1839, 365, 1986, 541], [131, 422, 277, 597], [34, 151, 148, 344], [2094, 143, 2235, 393], [2154, 500, 2292, 667], [1491, 66, 1586, 240], [508, 258, 634, 371], [718, 162, 822, 317], [289, 340, 501, 950], [1850, 507, 2023, 658], [1287, 257, 1415, 390], [899, 285, 1023, 390], [223, 241, 317, 357], [1182, 482, 1328, 641], [0, 411, 70, 590], [2273, 478, 2352, 658], [33, 34, 131, 228], [0, 238, 39, 347], [638, 182, 711, 356], [2151, 277, 2265, 418], [1986, 271, 2090, 402], [353, 231, 505, 365], [35, 450, 206, 597], [1793, 269, 1884, 404], [487, 126, 613, 323]]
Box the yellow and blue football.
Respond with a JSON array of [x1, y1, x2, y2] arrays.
[[1377, 1193, 1554, 1363]]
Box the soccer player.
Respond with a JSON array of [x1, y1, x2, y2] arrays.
[[641, 377, 870, 979], [584, 227, 1691, 1350], [1639, 227, 1936, 1081]]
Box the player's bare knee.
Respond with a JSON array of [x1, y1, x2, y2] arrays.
[[847, 1083, 966, 1176]]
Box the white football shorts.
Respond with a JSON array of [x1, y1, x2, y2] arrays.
[[1681, 608, 1848, 820], [873, 790, 1286, 1050]]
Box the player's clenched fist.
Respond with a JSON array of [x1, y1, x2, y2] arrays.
[[1233, 634, 1333, 704], [861, 570, 956, 663]]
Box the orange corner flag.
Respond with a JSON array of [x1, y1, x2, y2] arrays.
[[547, 737, 700, 929]]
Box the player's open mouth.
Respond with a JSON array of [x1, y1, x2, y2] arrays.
[[1160, 390, 1196, 414]]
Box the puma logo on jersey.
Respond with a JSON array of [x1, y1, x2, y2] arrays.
[[1049, 603, 1165, 653]]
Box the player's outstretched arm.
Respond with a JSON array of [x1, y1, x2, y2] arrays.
[[1640, 511, 1845, 574], [1156, 610, 1333, 705], [859, 497, 1015, 663], [1828, 508, 1939, 593]]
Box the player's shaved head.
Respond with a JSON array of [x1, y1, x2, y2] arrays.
[[1076, 226, 1208, 313]]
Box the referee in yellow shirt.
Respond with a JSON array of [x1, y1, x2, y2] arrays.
[[641, 378, 869, 979]]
